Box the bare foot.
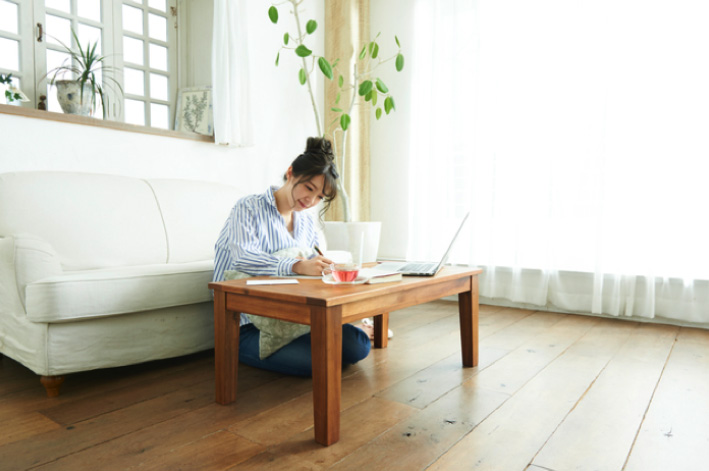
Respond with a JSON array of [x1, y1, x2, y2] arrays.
[[358, 323, 375, 340]]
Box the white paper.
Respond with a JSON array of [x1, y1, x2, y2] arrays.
[[246, 279, 299, 285]]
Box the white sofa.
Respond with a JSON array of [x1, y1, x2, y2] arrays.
[[0, 171, 243, 396]]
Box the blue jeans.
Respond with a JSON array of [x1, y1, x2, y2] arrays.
[[238, 323, 371, 377]]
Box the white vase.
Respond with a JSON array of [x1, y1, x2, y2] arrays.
[[322, 221, 381, 263], [55, 80, 94, 116]]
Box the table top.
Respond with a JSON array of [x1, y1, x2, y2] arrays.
[[209, 265, 482, 308]]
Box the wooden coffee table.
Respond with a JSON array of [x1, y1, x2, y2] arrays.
[[209, 265, 482, 446]]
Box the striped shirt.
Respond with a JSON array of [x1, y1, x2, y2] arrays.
[[213, 186, 320, 324]]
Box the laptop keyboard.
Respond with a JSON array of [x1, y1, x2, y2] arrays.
[[401, 263, 436, 273]]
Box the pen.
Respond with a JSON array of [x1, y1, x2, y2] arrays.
[[313, 245, 324, 256]]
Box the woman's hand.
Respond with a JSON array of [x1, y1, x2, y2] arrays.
[[292, 255, 333, 276]]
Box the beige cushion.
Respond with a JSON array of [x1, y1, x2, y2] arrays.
[[25, 260, 214, 323]]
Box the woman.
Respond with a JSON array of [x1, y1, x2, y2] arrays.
[[213, 137, 371, 376]]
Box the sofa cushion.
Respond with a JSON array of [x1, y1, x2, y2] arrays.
[[25, 261, 214, 323], [0, 172, 167, 271], [146, 178, 243, 263]]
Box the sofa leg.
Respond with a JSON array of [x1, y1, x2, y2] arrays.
[[40, 375, 65, 397]]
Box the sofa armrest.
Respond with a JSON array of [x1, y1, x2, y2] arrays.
[[7, 234, 63, 310]]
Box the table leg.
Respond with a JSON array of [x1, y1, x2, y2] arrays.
[[458, 275, 479, 367], [373, 312, 389, 348], [310, 305, 343, 446], [214, 291, 240, 405]]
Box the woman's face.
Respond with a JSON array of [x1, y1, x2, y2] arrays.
[[287, 172, 326, 211]]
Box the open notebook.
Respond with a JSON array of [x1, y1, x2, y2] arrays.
[[375, 212, 470, 276]]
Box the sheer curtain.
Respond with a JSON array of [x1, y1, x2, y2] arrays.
[[408, 0, 709, 325], [212, 0, 253, 146]]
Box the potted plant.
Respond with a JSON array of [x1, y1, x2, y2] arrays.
[[0, 73, 30, 106], [45, 29, 122, 118], [268, 1, 404, 260]]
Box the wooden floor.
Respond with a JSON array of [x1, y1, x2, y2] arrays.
[[2, 302, 709, 471]]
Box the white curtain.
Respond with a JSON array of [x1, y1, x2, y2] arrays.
[[212, 0, 253, 146], [409, 0, 709, 325]]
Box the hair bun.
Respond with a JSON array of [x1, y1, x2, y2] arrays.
[[305, 137, 333, 158]]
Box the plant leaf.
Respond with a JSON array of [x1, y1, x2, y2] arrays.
[[331, 107, 343, 112], [275, 51, 280, 66], [359, 45, 367, 60], [358, 80, 373, 96], [395, 35, 401, 48], [396, 53, 405, 72], [371, 90, 378, 106], [338, 75, 344, 88], [335, 92, 341, 104], [371, 42, 379, 59], [376, 108, 382, 120], [375, 78, 388, 93], [295, 45, 312, 57], [340, 113, 351, 131], [298, 68, 307, 85], [283, 32, 289, 45], [268, 6, 278, 23], [364, 90, 372, 102], [318, 57, 333, 80], [306, 20, 317, 34], [384, 96, 395, 114]]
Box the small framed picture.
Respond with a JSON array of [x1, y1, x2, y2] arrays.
[[174, 86, 214, 136]]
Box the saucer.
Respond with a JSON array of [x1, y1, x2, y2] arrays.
[[322, 273, 368, 285]]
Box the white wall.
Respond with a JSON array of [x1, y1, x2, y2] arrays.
[[0, 0, 325, 194], [370, 1, 416, 260]]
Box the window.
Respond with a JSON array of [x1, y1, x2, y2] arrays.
[[0, 0, 177, 129]]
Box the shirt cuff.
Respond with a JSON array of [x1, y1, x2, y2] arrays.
[[277, 257, 298, 276]]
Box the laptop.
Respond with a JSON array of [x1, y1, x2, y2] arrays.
[[376, 212, 470, 276]]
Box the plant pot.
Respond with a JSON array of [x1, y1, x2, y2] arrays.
[[322, 221, 381, 263], [55, 80, 94, 116]]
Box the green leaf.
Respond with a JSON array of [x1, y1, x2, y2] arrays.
[[283, 32, 289, 45], [395, 35, 401, 48], [268, 6, 278, 24], [396, 53, 405, 72], [335, 92, 341, 104], [295, 45, 312, 57], [376, 108, 382, 120], [298, 68, 307, 85], [359, 45, 367, 60], [340, 113, 351, 131], [375, 78, 388, 93], [306, 20, 317, 34], [338, 75, 344, 88], [275, 51, 280, 66], [371, 90, 378, 106], [318, 57, 333, 80], [384, 96, 395, 114], [371, 42, 379, 59], [368, 42, 375, 54], [331, 107, 343, 112], [364, 90, 372, 102], [358, 80, 373, 96]]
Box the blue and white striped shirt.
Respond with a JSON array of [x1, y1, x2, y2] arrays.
[[213, 185, 320, 282], [213, 186, 320, 326]]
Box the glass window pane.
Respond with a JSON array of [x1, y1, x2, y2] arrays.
[[122, 5, 143, 35], [45, 0, 70, 14], [124, 67, 144, 95], [123, 36, 144, 65], [77, 0, 101, 22], [150, 103, 169, 129], [0, 37, 19, 70], [125, 99, 145, 126], [148, 0, 166, 12], [46, 49, 72, 80], [149, 73, 167, 100], [0, 1, 18, 34], [148, 13, 166, 42], [77, 24, 102, 56], [46, 14, 72, 47], [149, 43, 167, 71]]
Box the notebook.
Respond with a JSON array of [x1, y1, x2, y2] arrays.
[[375, 212, 470, 276]]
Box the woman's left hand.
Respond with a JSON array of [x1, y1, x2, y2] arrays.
[[292, 255, 333, 276]]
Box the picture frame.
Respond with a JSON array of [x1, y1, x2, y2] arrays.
[[174, 86, 214, 136]]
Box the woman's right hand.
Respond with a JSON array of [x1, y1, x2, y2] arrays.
[[292, 255, 333, 276]]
